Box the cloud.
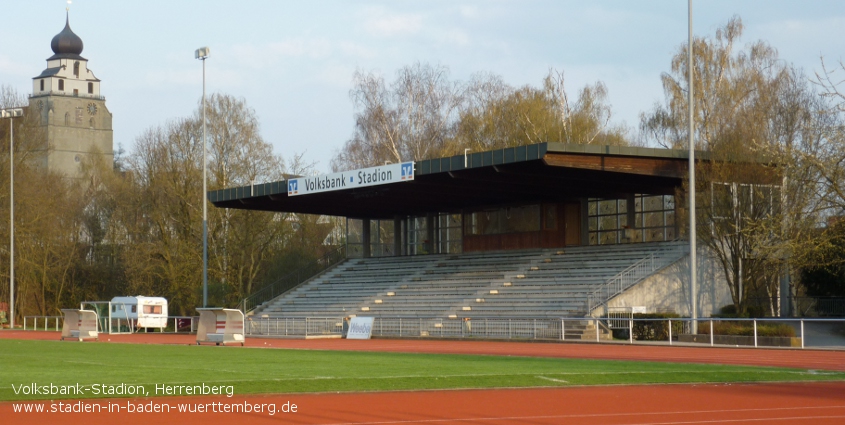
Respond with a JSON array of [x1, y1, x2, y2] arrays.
[[362, 7, 424, 37], [438, 29, 471, 47], [315, 64, 358, 88], [0, 55, 31, 77], [459, 5, 479, 19], [228, 38, 377, 70]]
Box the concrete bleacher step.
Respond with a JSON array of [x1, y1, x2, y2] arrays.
[[250, 241, 688, 319]]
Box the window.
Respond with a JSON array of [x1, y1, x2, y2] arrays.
[[437, 213, 462, 254], [89, 117, 95, 128], [88, 82, 93, 94], [58, 79, 64, 91], [635, 195, 676, 242], [64, 112, 70, 126], [131, 305, 137, 313], [465, 205, 540, 235], [73, 61, 79, 77], [588, 195, 676, 245], [587, 199, 627, 245], [73, 89, 78, 96], [143, 305, 162, 315], [40, 80, 44, 91]]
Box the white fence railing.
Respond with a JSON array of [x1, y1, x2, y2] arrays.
[[23, 316, 63, 331], [21, 316, 198, 334], [246, 317, 608, 341], [244, 316, 845, 349], [246, 317, 344, 338]]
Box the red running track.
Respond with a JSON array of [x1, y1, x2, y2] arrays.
[[2, 383, 844, 425], [2, 330, 844, 424]]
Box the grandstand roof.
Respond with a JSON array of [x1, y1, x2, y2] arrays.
[[209, 142, 697, 219]]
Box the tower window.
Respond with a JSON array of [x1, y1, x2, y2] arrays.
[[58, 79, 64, 91], [89, 117, 95, 128], [74, 61, 79, 77], [40, 80, 44, 91], [64, 112, 70, 126], [88, 82, 93, 94]]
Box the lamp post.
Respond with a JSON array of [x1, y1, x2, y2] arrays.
[[195, 47, 209, 308], [688, 0, 698, 334], [2, 108, 23, 329]]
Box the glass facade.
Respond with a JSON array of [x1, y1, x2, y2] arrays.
[[588, 194, 677, 245], [465, 205, 541, 235]]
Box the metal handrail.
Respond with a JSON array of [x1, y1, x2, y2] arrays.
[[586, 243, 687, 313], [238, 245, 347, 315]]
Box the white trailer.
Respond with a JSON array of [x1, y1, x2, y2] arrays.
[[110, 296, 168, 331]]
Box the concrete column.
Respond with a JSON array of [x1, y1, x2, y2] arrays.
[[362, 218, 371, 258], [626, 194, 636, 243], [580, 198, 589, 245], [426, 213, 435, 254], [394, 216, 402, 257]]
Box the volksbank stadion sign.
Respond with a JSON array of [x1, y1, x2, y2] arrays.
[[287, 162, 414, 196]]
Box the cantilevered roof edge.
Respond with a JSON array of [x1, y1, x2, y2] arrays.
[[207, 142, 712, 204]]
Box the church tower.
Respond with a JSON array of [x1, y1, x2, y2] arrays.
[[29, 12, 113, 178]]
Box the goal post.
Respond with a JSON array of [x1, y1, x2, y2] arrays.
[[80, 301, 134, 334]]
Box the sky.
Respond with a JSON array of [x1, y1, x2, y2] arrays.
[[1, 1, 843, 175]]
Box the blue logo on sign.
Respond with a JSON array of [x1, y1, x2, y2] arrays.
[[288, 180, 298, 194], [401, 162, 413, 180]]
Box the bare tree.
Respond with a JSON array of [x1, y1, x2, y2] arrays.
[[643, 17, 833, 314]]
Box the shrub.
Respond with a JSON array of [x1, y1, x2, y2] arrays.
[[715, 304, 768, 318], [698, 321, 795, 337], [631, 313, 683, 341]]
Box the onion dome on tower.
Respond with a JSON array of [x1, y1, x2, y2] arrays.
[[49, 13, 85, 60]]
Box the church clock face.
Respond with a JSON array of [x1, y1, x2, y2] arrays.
[[87, 102, 98, 116]]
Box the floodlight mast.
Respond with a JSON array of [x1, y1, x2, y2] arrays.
[[688, 0, 698, 333], [195, 47, 209, 308], [2, 108, 23, 329]]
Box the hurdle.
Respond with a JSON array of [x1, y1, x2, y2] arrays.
[[196, 308, 245, 346], [60, 309, 99, 341]]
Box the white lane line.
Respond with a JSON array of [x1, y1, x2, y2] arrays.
[[316, 406, 845, 425]]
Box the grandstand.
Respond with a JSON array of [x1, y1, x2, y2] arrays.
[[212, 143, 737, 326], [252, 241, 687, 319]]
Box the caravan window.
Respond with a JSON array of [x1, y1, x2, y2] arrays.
[[143, 305, 162, 315], [131, 305, 137, 313]]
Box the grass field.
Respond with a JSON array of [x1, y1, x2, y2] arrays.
[[1, 339, 844, 401]]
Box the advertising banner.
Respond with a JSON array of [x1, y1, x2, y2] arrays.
[[287, 162, 414, 197]]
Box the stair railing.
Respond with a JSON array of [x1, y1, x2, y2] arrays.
[[586, 243, 688, 314]]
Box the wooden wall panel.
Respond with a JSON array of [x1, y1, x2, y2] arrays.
[[544, 153, 687, 178]]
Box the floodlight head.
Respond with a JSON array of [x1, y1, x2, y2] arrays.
[[195, 47, 210, 60], [0, 109, 24, 118]]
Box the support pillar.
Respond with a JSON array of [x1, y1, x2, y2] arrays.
[[362, 218, 371, 258], [580, 198, 589, 245], [426, 213, 435, 255], [394, 216, 402, 256]]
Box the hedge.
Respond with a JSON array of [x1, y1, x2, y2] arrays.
[[698, 321, 796, 337]]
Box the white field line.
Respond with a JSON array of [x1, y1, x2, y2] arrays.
[[535, 376, 568, 383], [49, 369, 838, 387]]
